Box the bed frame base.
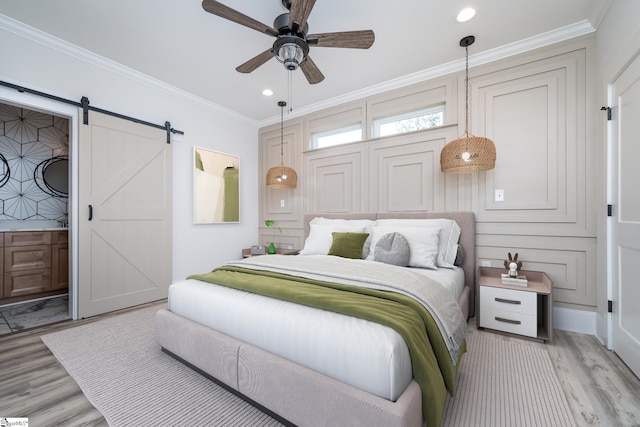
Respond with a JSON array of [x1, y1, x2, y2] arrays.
[[156, 308, 425, 427], [161, 347, 295, 427]]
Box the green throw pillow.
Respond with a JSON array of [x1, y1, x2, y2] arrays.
[[328, 232, 370, 259]]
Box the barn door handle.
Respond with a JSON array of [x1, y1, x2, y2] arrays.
[[88, 205, 93, 221]]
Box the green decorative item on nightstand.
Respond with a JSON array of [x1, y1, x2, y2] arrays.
[[265, 219, 282, 255]]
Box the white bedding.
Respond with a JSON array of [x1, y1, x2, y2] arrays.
[[168, 257, 464, 402]]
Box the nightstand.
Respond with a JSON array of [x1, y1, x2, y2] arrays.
[[242, 248, 299, 258], [478, 267, 553, 342]]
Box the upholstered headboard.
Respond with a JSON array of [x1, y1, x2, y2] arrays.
[[303, 211, 476, 291]]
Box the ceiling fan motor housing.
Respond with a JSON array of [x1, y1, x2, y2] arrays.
[[281, 0, 293, 10], [273, 13, 309, 36]]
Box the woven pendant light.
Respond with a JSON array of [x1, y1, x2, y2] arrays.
[[441, 36, 496, 174], [267, 101, 297, 189]]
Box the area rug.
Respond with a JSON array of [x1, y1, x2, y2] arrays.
[[42, 305, 576, 426], [441, 331, 576, 427]]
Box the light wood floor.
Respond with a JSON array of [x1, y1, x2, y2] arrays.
[[1, 304, 639, 427]]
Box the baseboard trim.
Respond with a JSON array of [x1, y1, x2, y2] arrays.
[[553, 306, 596, 335]]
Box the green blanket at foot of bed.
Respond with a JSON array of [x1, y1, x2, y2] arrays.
[[189, 266, 466, 426]]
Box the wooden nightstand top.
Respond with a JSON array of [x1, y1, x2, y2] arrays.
[[479, 266, 552, 295], [242, 248, 299, 258]]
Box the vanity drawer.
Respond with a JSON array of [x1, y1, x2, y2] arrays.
[[4, 231, 52, 246], [480, 286, 537, 316], [5, 245, 52, 271], [480, 307, 538, 338]]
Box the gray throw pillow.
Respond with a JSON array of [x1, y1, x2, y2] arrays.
[[454, 244, 465, 266], [374, 232, 410, 267]]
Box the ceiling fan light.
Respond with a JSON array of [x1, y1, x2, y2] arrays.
[[277, 43, 305, 70]]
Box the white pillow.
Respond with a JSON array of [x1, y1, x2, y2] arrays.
[[368, 225, 441, 270], [308, 217, 375, 258], [299, 223, 366, 255], [375, 218, 461, 268]]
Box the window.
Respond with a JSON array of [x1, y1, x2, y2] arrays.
[[373, 104, 445, 138], [310, 124, 362, 149]]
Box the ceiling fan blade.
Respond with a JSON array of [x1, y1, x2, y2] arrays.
[[288, 0, 316, 33], [300, 56, 325, 84], [308, 30, 375, 49], [235, 49, 275, 73], [202, 0, 278, 37]]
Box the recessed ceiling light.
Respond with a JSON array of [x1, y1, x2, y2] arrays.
[[457, 7, 476, 23], [262, 89, 274, 96]]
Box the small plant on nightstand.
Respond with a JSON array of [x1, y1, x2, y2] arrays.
[[265, 219, 282, 254]]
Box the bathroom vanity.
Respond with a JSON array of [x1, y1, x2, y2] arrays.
[[0, 227, 68, 305]]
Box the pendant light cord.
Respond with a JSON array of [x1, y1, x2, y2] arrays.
[[280, 102, 285, 170], [287, 70, 293, 113], [464, 44, 469, 137], [278, 100, 288, 179]]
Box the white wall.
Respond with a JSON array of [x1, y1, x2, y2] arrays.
[[0, 18, 260, 283]]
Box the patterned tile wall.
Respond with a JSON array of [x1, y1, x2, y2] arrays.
[[0, 103, 69, 221]]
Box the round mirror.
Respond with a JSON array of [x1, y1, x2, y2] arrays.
[[42, 157, 68, 196]]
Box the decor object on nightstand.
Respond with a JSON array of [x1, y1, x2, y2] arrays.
[[502, 252, 528, 286], [265, 219, 282, 254], [250, 245, 266, 255]]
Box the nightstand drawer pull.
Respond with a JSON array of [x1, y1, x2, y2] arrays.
[[495, 316, 522, 325], [495, 297, 521, 305]]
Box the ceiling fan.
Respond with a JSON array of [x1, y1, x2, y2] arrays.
[[202, 0, 375, 84]]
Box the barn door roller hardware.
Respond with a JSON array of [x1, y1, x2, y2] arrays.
[[0, 80, 184, 144]]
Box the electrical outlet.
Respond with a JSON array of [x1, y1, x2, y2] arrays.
[[494, 189, 505, 202], [481, 260, 491, 267]]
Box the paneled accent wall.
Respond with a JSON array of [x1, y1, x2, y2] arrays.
[[368, 127, 458, 212], [304, 141, 368, 213], [258, 37, 598, 311]]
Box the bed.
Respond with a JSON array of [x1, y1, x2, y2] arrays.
[[155, 211, 475, 427]]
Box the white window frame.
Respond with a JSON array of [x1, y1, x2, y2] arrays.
[[373, 104, 445, 138], [310, 124, 362, 149]]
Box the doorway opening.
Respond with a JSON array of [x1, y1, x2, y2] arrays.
[[0, 86, 79, 328]]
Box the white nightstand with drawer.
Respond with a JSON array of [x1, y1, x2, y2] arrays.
[[478, 267, 553, 342]]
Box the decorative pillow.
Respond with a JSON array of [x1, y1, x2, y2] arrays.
[[309, 217, 375, 259], [328, 232, 370, 259], [367, 225, 441, 269], [374, 232, 410, 266], [375, 218, 461, 268], [454, 244, 465, 266], [299, 224, 365, 255]]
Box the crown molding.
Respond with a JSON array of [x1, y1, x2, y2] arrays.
[[257, 19, 596, 127], [1, 14, 594, 129], [0, 14, 257, 127]]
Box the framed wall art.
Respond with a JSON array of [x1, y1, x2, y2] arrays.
[[193, 146, 240, 223]]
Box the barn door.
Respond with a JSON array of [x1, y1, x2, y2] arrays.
[[77, 110, 172, 318]]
